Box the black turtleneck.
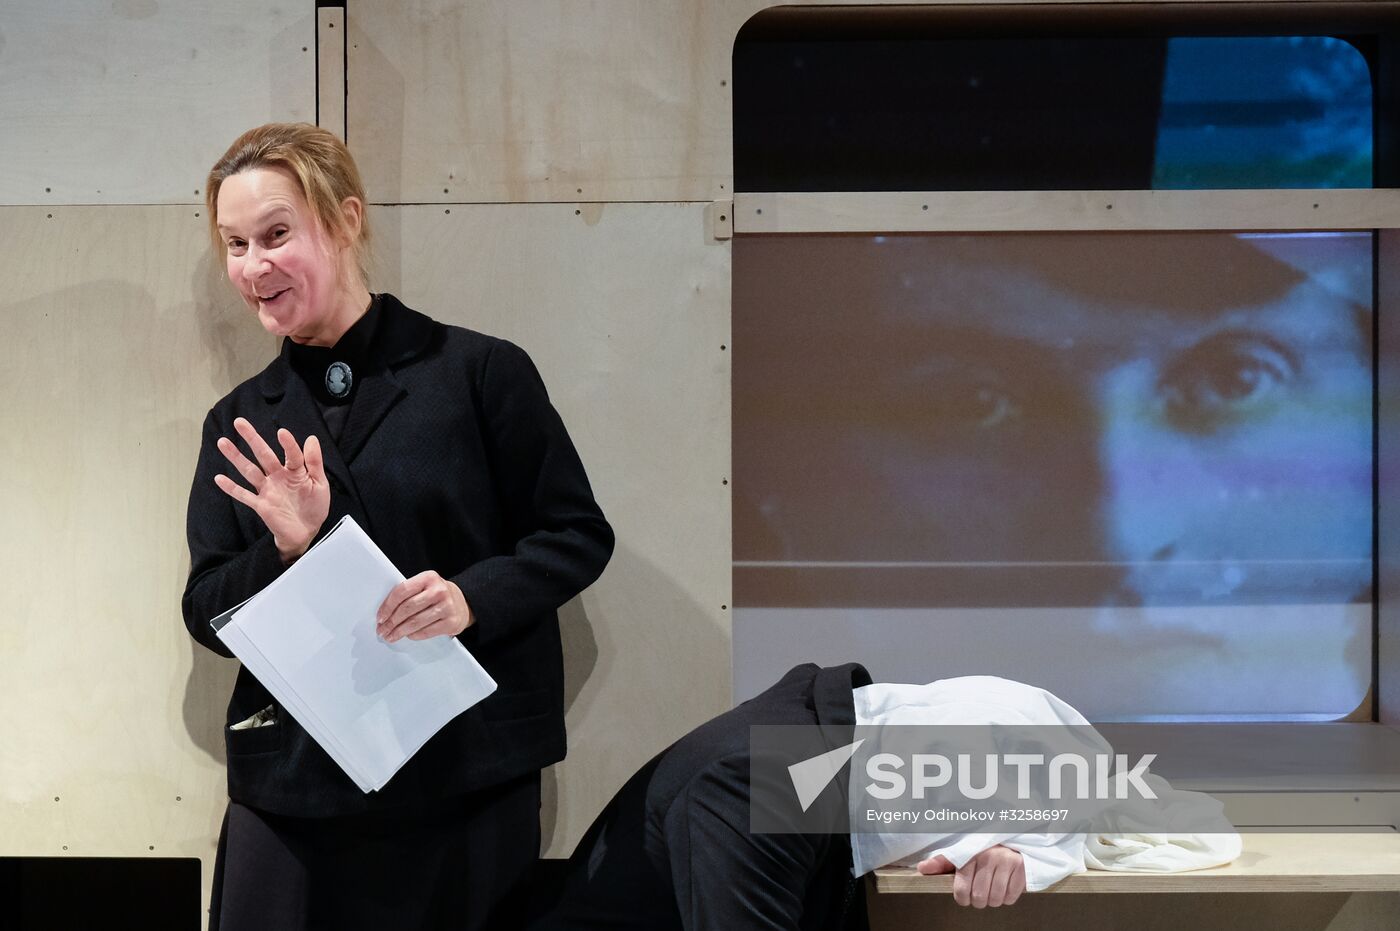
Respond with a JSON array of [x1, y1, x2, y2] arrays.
[[285, 294, 382, 443]]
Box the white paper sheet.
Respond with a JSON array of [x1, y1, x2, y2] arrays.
[[212, 516, 498, 792]]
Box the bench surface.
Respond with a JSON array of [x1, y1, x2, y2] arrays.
[[872, 832, 1400, 894]]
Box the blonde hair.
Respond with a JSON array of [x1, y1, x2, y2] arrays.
[[205, 123, 371, 285]]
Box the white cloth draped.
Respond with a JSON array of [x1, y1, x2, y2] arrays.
[[848, 676, 1241, 889]]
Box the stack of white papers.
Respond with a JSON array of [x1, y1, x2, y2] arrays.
[[211, 516, 497, 792]]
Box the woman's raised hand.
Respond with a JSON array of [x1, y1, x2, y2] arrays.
[[214, 417, 331, 564]]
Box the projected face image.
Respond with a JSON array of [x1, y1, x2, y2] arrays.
[[872, 256, 1369, 607], [734, 233, 1373, 609]]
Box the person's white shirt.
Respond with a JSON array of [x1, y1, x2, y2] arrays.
[[848, 676, 1241, 890]]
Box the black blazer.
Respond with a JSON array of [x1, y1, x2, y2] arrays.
[[182, 294, 614, 817], [531, 663, 873, 931]]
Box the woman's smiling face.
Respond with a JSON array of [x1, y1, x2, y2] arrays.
[[216, 166, 347, 345]]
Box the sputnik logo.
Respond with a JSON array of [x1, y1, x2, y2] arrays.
[[788, 739, 865, 812]]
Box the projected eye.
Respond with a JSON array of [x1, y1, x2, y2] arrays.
[[960, 385, 1020, 430], [880, 356, 1026, 437], [1159, 332, 1298, 432], [905, 376, 1021, 432]]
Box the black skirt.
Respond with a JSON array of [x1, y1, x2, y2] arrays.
[[210, 773, 541, 931]]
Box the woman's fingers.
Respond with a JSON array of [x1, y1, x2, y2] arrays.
[[277, 428, 305, 473], [214, 472, 261, 511], [406, 618, 458, 641], [377, 575, 430, 630], [223, 420, 323, 481], [212, 421, 329, 560], [215, 436, 266, 490], [383, 589, 436, 633], [304, 433, 325, 482], [233, 417, 282, 474], [376, 573, 471, 642], [387, 605, 441, 642], [380, 575, 446, 641]]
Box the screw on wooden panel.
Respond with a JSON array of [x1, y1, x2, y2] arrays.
[[444, 209, 451, 214], [54, 797, 59, 802], [62, 846, 67, 850], [1106, 204, 1114, 210], [721, 605, 728, 611], [722, 478, 728, 486], [45, 187, 51, 192], [176, 796, 182, 802], [575, 209, 581, 215], [720, 345, 726, 351], [707, 200, 733, 241]]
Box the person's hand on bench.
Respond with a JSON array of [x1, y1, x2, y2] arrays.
[[917, 845, 1027, 909]]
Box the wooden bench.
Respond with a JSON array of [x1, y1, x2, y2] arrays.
[[872, 832, 1400, 894]]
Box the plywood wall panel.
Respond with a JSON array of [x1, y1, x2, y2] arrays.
[[346, 0, 785, 204], [369, 202, 732, 853], [0, 1, 315, 206], [0, 206, 277, 912], [346, 0, 1324, 205]]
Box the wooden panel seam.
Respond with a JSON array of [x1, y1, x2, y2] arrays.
[[734, 190, 1400, 233], [318, 7, 347, 141]]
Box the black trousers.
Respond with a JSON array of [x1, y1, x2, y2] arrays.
[[210, 773, 541, 931], [527, 757, 865, 931]]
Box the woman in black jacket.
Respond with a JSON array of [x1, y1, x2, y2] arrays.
[[182, 122, 614, 930]]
